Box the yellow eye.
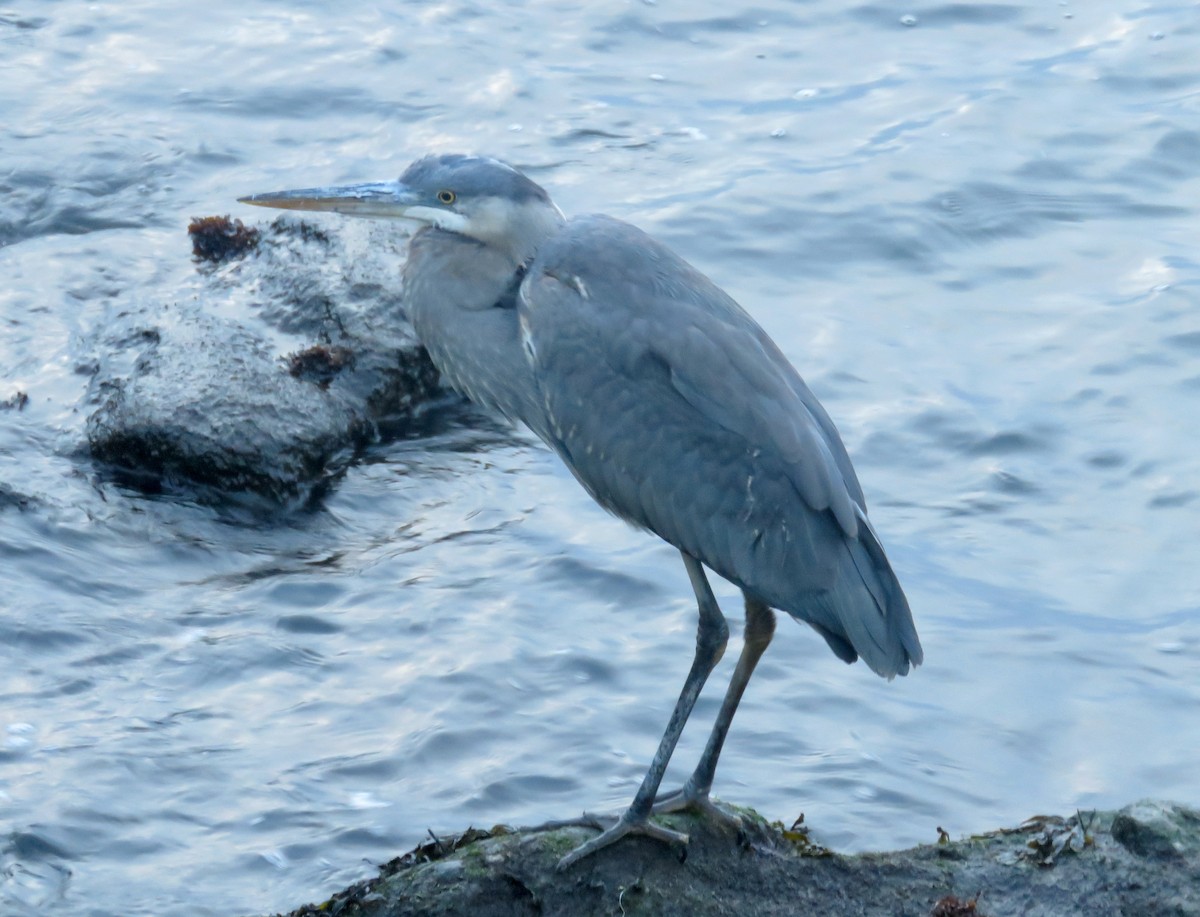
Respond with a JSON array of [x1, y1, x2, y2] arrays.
[[437, 190, 456, 205]]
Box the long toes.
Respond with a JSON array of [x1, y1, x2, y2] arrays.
[[556, 815, 688, 871], [523, 812, 614, 834], [653, 791, 743, 830]]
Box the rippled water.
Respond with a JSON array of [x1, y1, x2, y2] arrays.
[[2, 1, 1199, 914]]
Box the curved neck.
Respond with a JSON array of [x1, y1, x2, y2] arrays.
[[403, 229, 544, 431]]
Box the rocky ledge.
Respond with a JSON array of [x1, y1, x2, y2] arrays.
[[263, 800, 1200, 917]]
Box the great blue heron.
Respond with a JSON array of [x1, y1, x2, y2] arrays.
[[241, 154, 922, 869]]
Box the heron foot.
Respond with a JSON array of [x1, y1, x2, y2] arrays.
[[653, 786, 744, 832], [549, 811, 688, 871]]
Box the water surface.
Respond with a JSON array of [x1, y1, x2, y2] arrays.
[[2, 1, 1198, 914]]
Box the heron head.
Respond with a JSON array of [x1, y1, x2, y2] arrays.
[[240, 154, 564, 264]]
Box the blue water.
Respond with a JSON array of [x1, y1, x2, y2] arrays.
[[2, 1, 1198, 914]]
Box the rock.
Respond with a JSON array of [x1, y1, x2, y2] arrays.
[[263, 801, 1200, 917], [89, 312, 369, 503], [86, 216, 447, 505], [1111, 799, 1200, 861], [1, 391, 29, 411]]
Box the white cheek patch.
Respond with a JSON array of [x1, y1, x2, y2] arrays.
[[404, 205, 470, 232], [465, 198, 510, 240]]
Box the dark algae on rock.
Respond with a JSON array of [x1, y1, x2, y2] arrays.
[[188, 214, 261, 263]]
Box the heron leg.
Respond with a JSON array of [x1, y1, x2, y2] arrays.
[[556, 551, 729, 870], [653, 594, 776, 822]]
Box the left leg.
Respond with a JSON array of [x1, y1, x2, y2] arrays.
[[555, 551, 729, 869], [654, 593, 776, 818]]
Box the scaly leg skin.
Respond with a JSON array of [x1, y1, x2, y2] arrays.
[[652, 595, 776, 831], [555, 552, 729, 871]]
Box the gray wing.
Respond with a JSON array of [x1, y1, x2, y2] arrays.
[[522, 216, 862, 533], [519, 216, 922, 676]]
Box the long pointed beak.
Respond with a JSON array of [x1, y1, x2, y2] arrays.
[[238, 180, 419, 219]]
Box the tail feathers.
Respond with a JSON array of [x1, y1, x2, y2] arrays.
[[808, 620, 858, 665], [804, 511, 923, 679]]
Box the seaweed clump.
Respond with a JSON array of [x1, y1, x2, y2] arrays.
[[188, 215, 260, 262]]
